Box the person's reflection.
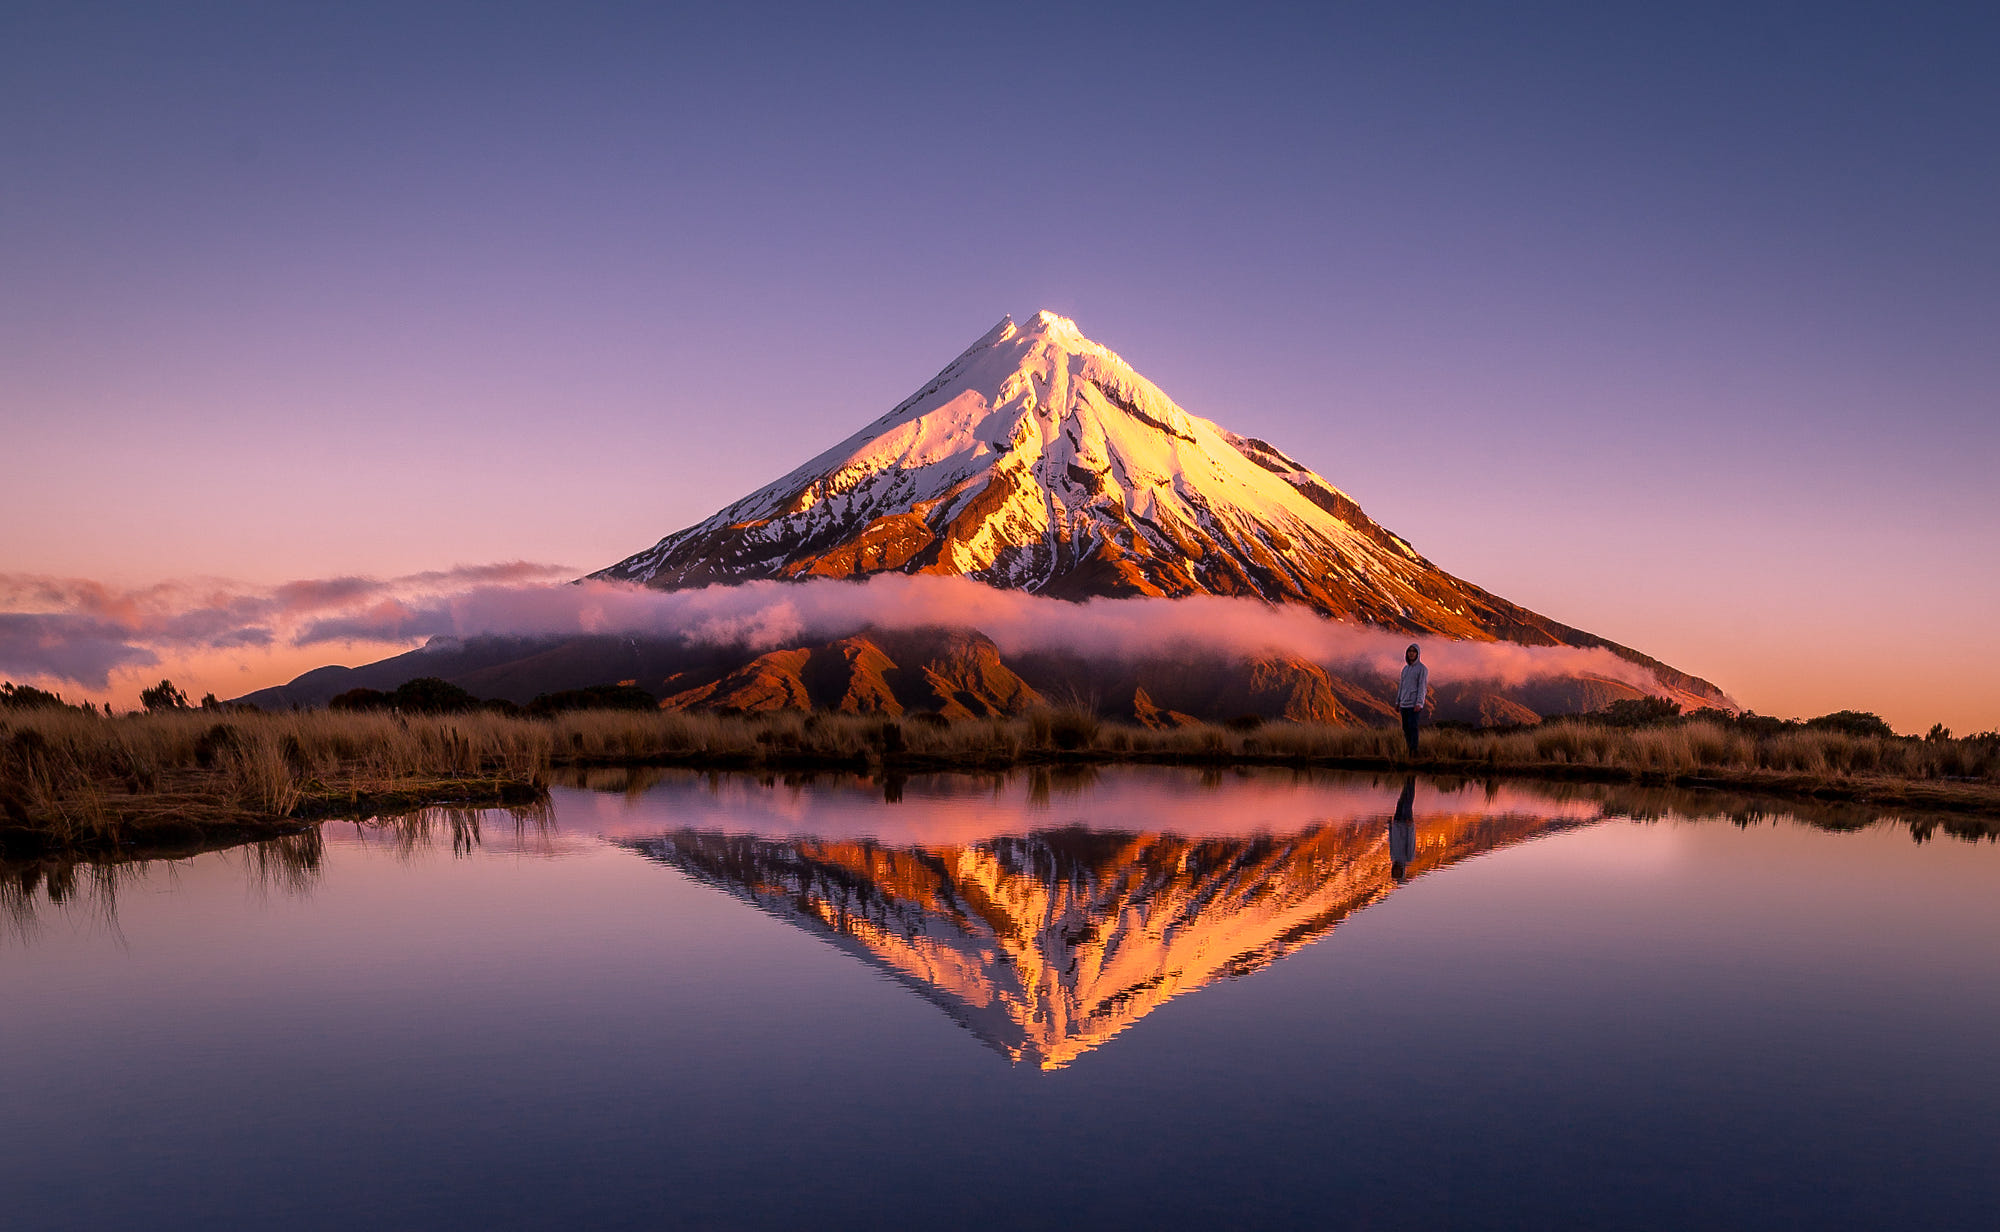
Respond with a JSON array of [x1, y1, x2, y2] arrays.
[[1389, 776, 1417, 883]]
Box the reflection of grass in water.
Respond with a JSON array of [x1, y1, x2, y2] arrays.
[[335, 800, 554, 860], [3, 708, 1997, 852], [2, 797, 556, 935], [243, 828, 324, 897], [1559, 779, 2000, 844], [2, 827, 329, 940]]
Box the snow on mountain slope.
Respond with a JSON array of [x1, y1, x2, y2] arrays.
[[597, 311, 1726, 705]]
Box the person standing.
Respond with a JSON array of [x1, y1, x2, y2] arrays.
[[1397, 643, 1431, 755]]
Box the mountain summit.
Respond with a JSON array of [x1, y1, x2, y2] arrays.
[[598, 310, 1427, 612], [596, 311, 1724, 705]]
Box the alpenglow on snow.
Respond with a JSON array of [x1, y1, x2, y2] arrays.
[[596, 310, 1724, 705]]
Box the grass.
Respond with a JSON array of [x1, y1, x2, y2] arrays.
[[3, 706, 1997, 854], [0, 708, 552, 851]]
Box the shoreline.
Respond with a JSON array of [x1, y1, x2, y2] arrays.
[[8, 751, 1995, 864], [568, 746, 2000, 817], [4, 708, 1996, 859]]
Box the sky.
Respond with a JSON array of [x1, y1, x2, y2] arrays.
[[3, 1, 1996, 732]]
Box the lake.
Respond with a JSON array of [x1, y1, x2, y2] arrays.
[[4, 767, 1996, 1230]]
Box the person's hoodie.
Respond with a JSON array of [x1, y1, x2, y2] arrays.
[[1396, 657, 1429, 710]]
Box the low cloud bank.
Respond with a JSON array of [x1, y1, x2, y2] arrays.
[[4, 568, 1664, 696], [0, 564, 572, 689]]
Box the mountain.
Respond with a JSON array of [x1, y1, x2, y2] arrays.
[[596, 311, 1726, 707], [632, 808, 1592, 1069], [240, 312, 1726, 720]]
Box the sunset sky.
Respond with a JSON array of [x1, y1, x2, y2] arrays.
[[4, 3, 1996, 732]]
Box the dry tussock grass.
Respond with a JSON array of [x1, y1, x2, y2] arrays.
[[0, 708, 553, 846]]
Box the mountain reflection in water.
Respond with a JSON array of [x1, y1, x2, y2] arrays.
[[629, 791, 1588, 1069]]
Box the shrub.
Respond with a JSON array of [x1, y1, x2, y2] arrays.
[[1593, 697, 1682, 728], [0, 682, 77, 711], [329, 688, 393, 712], [139, 680, 190, 713], [525, 684, 657, 716], [389, 678, 480, 714], [332, 679, 483, 714], [1706, 710, 1798, 738], [1804, 710, 1898, 739]]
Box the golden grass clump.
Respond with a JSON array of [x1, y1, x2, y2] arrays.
[[0, 707, 555, 848]]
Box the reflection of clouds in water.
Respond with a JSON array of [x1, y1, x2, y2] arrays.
[[1522, 820, 1698, 877], [556, 765, 1611, 845]]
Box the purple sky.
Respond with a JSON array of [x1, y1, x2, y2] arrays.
[[4, 3, 1996, 731]]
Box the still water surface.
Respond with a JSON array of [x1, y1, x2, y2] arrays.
[[4, 768, 1997, 1230]]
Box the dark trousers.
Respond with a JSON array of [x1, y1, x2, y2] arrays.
[[1400, 706, 1421, 755]]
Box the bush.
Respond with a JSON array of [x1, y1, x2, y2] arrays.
[[140, 679, 191, 713], [1704, 710, 1798, 738], [0, 682, 77, 711], [330, 679, 483, 714], [390, 678, 481, 714], [1592, 697, 1682, 728], [525, 684, 657, 717], [1804, 710, 1897, 739], [329, 688, 393, 712]]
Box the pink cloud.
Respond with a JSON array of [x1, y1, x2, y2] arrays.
[[2, 567, 1695, 700]]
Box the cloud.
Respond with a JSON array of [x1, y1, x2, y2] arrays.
[[0, 564, 572, 689], [0, 613, 161, 685], [1, 567, 1678, 698]]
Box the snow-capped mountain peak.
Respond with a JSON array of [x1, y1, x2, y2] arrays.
[[600, 309, 1400, 598], [595, 312, 1727, 706]]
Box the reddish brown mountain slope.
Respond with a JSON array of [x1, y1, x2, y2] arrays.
[[661, 629, 1044, 719]]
